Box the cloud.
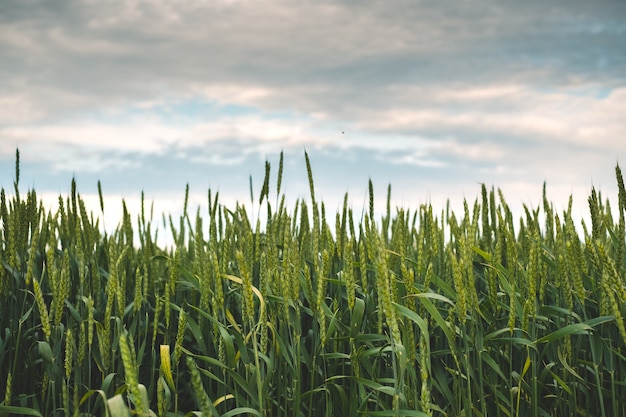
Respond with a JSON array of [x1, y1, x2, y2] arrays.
[[2, 0, 624, 122], [1, 0, 624, 234]]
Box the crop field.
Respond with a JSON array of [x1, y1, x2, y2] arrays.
[[1, 149, 625, 417]]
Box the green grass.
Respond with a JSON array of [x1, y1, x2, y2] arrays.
[[1, 148, 626, 417]]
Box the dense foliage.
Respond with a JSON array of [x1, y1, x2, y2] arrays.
[[1, 150, 625, 417]]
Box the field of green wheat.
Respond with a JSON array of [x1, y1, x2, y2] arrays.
[[1, 149, 625, 417]]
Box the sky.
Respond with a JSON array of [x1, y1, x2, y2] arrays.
[[1, 0, 625, 245]]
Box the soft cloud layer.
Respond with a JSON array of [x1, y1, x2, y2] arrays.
[[1, 0, 625, 239]]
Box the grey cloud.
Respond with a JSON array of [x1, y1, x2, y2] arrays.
[[2, 0, 625, 123]]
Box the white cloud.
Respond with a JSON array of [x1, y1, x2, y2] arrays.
[[0, 94, 46, 124], [0, 110, 331, 171]]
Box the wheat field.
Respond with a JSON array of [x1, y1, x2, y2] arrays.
[[1, 149, 625, 417]]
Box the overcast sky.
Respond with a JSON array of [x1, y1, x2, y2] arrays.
[[1, 0, 625, 244]]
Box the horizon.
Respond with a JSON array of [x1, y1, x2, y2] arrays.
[[3, 148, 623, 248]]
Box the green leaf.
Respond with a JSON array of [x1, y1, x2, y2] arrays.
[[547, 368, 573, 395], [107, 394, 131, 417], [186, 350, 258, 401], [414, 294, 455, 349], [481, 352, 508, 382], [328, 376, 396, 397], [350, 297, 365, 339], [37, 341, 54, 365], [471, 246, 492, 262], [393, 302, 428, 336], [534, 316, 614, 344], [222, 407, 263, 417], [0, 405, 43, 417]]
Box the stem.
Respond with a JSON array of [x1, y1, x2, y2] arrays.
[[251, 320, 264, 417]]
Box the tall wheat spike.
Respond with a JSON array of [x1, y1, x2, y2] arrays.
[[32, 274, 51, 341], [65, 328, 74, 379], [4, 371, 12, 406], [119, 332, 146, 415], [186, 356, 213, 416]]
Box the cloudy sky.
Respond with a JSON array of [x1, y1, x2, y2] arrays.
[[1, 0, 625, 244]]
